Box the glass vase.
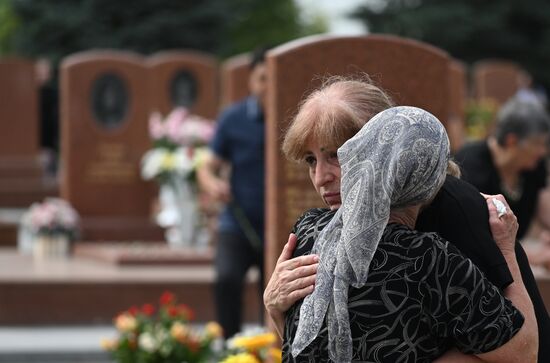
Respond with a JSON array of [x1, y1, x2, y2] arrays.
[[156, 176, 199, 248], [32, 234, 70, 260]]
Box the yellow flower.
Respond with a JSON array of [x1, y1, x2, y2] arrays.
[[205, 321, 223, 338], [161, 152, 177, 170], [115, 313, 137, 333], [100, 337, 118, 351], [170, 321, 189, 342], [221, 352, 261, 363], [268, 347, 282, 363], [230, 333, 276, 352]]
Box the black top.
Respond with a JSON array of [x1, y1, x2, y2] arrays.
[[455, 141, 547, 239], [417, 175, 513, 289], [283, 209, 524, 362], [418, 175, 550, 362]]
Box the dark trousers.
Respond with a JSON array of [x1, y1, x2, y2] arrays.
[[214, 231, 264, 339]]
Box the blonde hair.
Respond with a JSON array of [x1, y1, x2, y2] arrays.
[[282, 76, 394, 162], [446, 159, 461, 178]]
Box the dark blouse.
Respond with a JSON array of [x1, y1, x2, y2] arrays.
[[418, 174, 550, 362], [455, 141, 547, 239], [416, 175, 513, 289], [282, 209, 524, 363]]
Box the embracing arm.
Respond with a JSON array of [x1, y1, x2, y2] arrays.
[[263, 233, 318, 339], [474, 195, 538, 363], [435, 194, 537, 363], [196, 151, 231, 203]]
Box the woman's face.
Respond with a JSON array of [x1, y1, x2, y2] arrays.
[[516, 133, 549, 170], [304, 140, 342, 210]]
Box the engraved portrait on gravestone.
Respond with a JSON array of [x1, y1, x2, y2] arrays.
[[170, 69, 198, 108], [91, 72, 129, 129]]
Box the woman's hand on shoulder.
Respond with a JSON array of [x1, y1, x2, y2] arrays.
[[264, 233, 318, 314], [264, 233, 318, 338], [481, 193, 518, 255]]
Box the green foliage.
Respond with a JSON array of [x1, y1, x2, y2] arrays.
[[8, 0, 231, 64], [352, 0, 550, 89], [0, 0, 18, 54], [3, 0, 326, 64], [223, 0, 301, 55]]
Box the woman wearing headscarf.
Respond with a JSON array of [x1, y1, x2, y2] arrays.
[[284, 106, 536, 362], [264, 78, 548, 362]]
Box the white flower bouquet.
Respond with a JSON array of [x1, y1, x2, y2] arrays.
[[141, 107, 214, 184]]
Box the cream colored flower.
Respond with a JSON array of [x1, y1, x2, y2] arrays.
[[170, 321, 189, 341], [138, 332, 158, 353], [204, 321, 223, 338], [114, 313, 137, 333], [99, 337, 118, 351]]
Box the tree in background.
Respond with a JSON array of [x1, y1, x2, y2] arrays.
[[352, 0, 550, 89], [0, 0, 326, 64], [0, 0, 18, 54]]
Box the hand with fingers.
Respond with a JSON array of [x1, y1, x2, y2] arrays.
[[481, 193, 519, 255], [263, 233, 318, 338]]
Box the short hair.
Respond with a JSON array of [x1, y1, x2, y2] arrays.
[[494, 97, 550, 146], [250, 46, 271, 70], [282, 75, 394, 162]]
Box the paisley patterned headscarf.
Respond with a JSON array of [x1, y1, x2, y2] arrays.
[[291, 106, 450, 362]]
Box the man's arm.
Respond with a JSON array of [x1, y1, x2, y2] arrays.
[[196, 151, 231, 203]]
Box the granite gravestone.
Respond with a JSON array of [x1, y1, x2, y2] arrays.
[[60, 50, 161, 241], [472, 60, 527, 105], [220, 53, 251, 108], [0, 57, 58, 208], [264, 34, 451, 276], [147, 51, 218, 119], [447, 60, 467, 152]]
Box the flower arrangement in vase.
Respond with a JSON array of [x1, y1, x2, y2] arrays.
[[141, 107, 215, 247], [19, 197, 80, 259]]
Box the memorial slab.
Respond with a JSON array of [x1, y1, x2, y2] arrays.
[[60, 50, 162, 241], [220, 53, 251, 108], [147, 51, 218, 119], [265, 34, 451, 277]]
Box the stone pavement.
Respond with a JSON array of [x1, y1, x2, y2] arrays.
[[0, 325, 114, 362]]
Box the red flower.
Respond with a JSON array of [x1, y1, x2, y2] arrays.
[[159, 291, 175, 306], [141, 303, 155, 316], [187, 337, 199, 353], [127, 305, 139, 316], [177, 304, 195, 321], [167, 305, 179, 317]]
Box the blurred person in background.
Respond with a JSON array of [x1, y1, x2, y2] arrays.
[[35, 57, 59, 175], [455, 97, 550, 268], [197, 47, 269, 339]]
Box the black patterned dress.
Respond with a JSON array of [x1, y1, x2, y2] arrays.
[[282, 208, 524, 363]]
